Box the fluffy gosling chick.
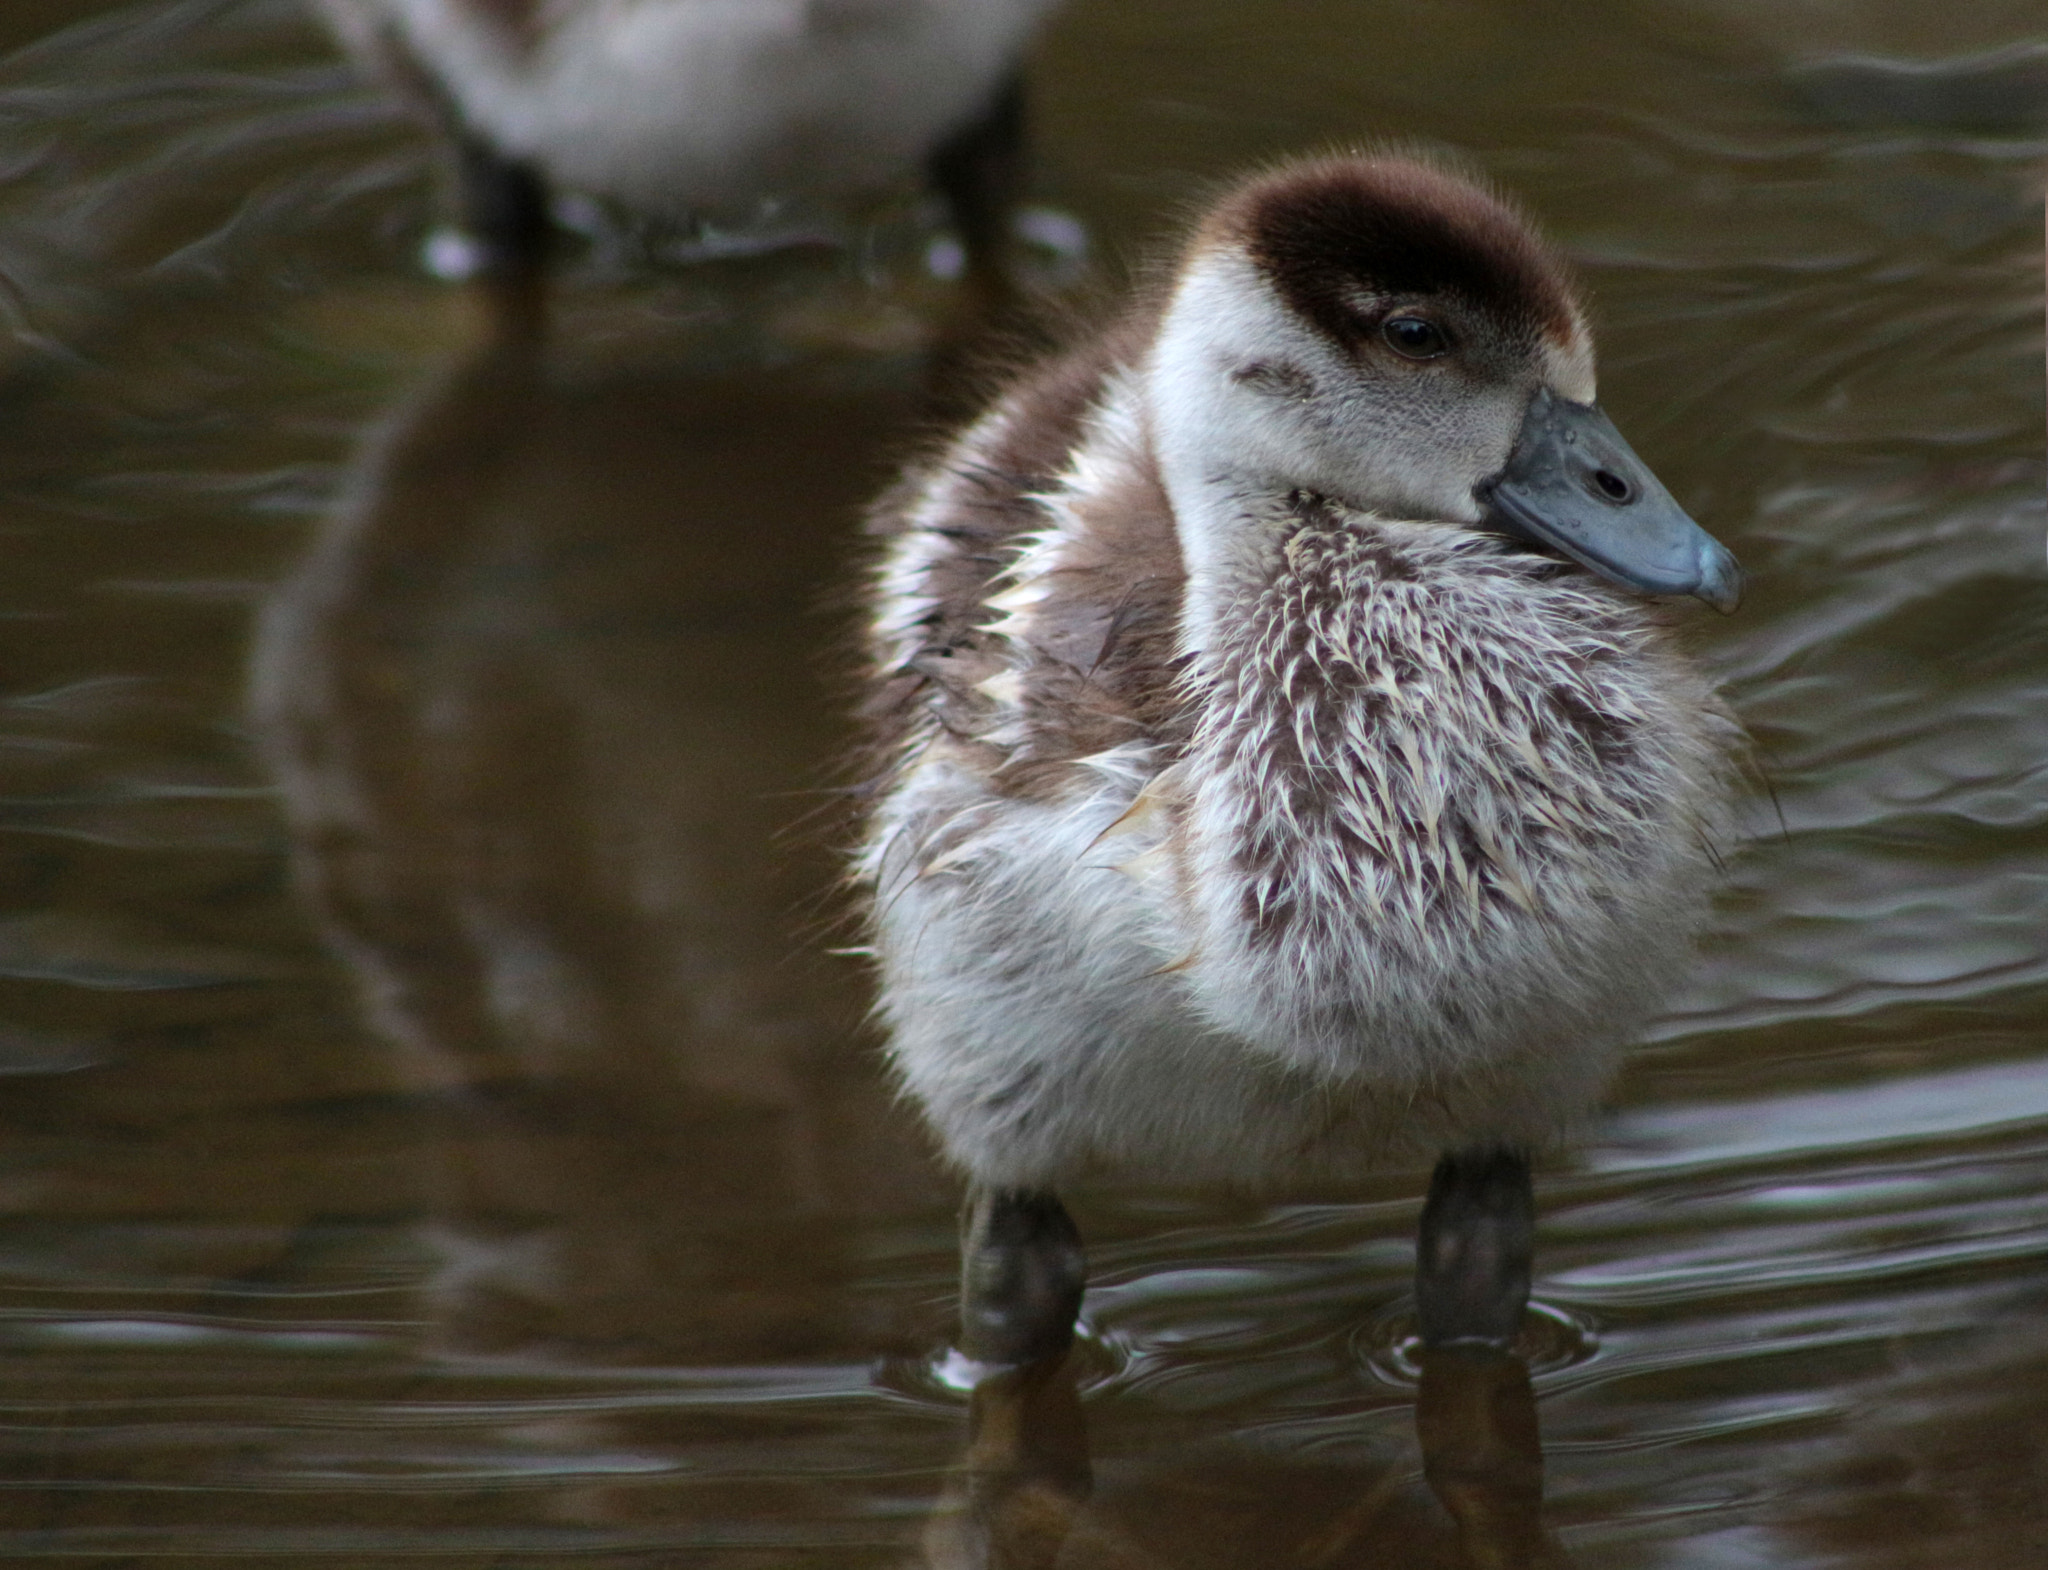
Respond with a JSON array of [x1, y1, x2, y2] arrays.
[[857, 153, 1743, 1360]]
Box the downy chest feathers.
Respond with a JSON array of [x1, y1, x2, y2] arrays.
[[1161, 499, 1732, 1083]]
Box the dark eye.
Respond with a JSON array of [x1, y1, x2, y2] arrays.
[[1381, 315, 1450, 360]]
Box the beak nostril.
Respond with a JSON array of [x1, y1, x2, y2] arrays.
[[1590, 469, 1633, 504]]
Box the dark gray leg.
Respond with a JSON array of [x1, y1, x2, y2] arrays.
[[1416, 1147, 1534, 1347], [959, 1187, 1085, 1367]]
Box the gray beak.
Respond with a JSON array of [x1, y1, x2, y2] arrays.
[[1477, 387, 1743, 614]]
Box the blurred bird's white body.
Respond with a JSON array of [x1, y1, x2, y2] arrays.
[[318, 0, 1055, 214]]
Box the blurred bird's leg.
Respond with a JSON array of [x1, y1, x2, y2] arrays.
[[959, 1188, 1085, 1369], [922, 1354, 1090, 1570], [448, 136, 553, 283], [924, 71, 1034, 403], [1417, 1148, 1534, 1348], [929, 70, 1027, 311], [1417, 1345, 1573, 1569], [356, 20, 556, 291], [442, 136, 553, 340]]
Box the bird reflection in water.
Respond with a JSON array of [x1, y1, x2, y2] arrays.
[[249, 276, 943, 1367], [920, 1343, 1570, 1570]]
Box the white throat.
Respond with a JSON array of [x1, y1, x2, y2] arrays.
[[1145, 248, 1326, 660]]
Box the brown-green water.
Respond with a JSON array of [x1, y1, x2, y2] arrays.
[[0, 1, 2042, 1564]]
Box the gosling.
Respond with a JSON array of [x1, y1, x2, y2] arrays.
[[856, 152, 1743, 1362]]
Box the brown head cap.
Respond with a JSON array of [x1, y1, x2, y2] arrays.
[[1205, 154, 1584, 356]]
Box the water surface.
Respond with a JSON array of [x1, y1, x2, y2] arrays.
[[0, 1, 2042, 1564]]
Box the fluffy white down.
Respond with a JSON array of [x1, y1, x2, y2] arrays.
[[1173, 510, 1728, 1087], [320, 0, 1054, 212], [862, 395, 1735, 1192]]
